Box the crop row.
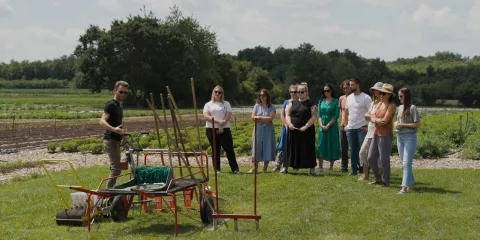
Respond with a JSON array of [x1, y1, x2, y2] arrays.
[[48, 111, 480, 159]]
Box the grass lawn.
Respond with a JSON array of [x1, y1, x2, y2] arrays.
[[1, 165, 479, 240]]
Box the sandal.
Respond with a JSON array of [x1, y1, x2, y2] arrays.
[[358, 176, 369, 181], [368, 180, 383, 185]]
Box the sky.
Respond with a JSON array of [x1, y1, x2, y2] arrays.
[[1, 0, 480, 63]]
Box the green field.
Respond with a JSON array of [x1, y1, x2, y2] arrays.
[[0, 89, 203, 119], [0, 89, 112, 106], [1, 165, 479, 239]]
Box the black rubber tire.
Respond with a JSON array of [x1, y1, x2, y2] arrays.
[[111, 196, 129, 222], [200, 196, 215, 224]]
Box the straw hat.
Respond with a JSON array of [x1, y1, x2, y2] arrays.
[[370, 82, 383, 92], [377, 83, 395, 96]]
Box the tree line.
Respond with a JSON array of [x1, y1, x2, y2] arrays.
[[0, 55, 76, 81], [1, 6, 479, 107]]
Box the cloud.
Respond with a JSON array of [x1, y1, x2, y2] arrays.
[[265, 0, 331, 22], [360, 0, 397, 7], [400, 3, 463, 28], [132, 0, 177, 14], [0, 0, 14, 18], [290, 11, 330, 21], [51, 0, 61, 7], [358, 30, 384, 40], [2, 0, 480, 62], [467, 0, 480, 33], [266, 0, 332, 10], [0, 27, 83, 62], [194, 1, 347, 53], [98, 0, 123, 12]]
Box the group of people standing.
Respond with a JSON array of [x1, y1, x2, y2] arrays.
[[97, 80, 421, 196], [202, 80, 421, 195]]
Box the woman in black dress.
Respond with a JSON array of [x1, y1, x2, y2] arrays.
[[281, 83, 318, 175]]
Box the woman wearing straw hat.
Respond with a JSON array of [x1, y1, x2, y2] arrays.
[[367, 83, 396, 187], [358, 82, 383, 181]]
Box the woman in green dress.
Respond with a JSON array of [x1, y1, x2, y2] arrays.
[[316, 83, 340, 173]]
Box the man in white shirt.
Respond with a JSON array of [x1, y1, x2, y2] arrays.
[[344, 78, 372, 175]]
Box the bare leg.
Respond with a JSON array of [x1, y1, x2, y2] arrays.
[[361, 166, 369, 180], [316, 158, 325, 174]]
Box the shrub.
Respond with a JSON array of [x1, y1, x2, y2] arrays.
[[416, 135, 453, 158], [149, 140, 160, 149], [90, 143, 104, 154], [236, 142, 251, 156], [77, 144, 89, 153], [139, 137, 151, 148], [78, 143, 104, 154], [460, 133, 480, 160], [59, 140, 79, 153], [78, 137, 101, 145], [47, 142, 58, 153]]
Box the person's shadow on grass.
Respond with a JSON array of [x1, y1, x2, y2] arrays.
[[411, 187, 461, 194]]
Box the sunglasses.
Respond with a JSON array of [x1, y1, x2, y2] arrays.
[[324, 89, 331, 93], [118, 91, 127, 95], [297, 91, 305, 94], [290, 91, 297, 94], [259, 94, 266, 98], [214, 91, 223, 95]]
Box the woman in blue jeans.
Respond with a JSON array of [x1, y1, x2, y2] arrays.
[[395, 88, 421, 195]]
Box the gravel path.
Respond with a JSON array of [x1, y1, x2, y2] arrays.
[[1, 149, 479, 182]]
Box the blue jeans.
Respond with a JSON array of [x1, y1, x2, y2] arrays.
[[346, 128, 367, 173], [339, 128, 349, 171], [397, 133, 417, 188]]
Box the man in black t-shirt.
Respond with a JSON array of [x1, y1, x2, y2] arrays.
[[100, 80, 129, 188]]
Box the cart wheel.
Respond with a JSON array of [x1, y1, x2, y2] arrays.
[[200, 196, 215, 224], [111, 196, 129, 222]]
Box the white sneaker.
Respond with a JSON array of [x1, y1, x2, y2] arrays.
[[315, 168, 325, 174]]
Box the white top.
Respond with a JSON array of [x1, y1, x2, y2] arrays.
[[346, 92, 372, 130], [365, 102, 378, 139], [203, 101, 233, 128]]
